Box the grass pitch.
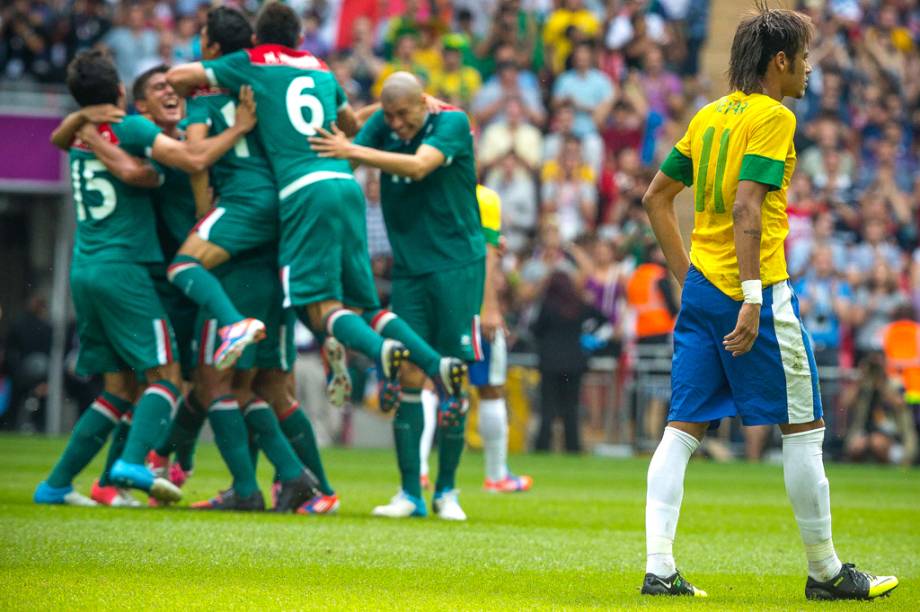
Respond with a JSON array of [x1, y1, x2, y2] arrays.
[[0, 434, 917, 610]]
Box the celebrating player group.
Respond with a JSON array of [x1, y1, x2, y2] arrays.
[[34, 2, 528, 521], [32, 0, 897, 602]]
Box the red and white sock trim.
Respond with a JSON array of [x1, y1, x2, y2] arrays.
[[400, 391, 422, 403], [90, 396, 124, 424], [325, 309, 352, 337], [146, 383, 179, 411], [153, 319, 174, 365], [370, 310, 397, 334], [471, 315, 484, 361], [198, 318, 218, 366], [279, 402, 300, 421], [208, 397, 238, 412], [243, 398, 271, 416], [166, 261, 199, 282]]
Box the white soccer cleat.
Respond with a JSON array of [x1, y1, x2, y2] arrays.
[[115, 488, 142, 507], [149, 477, 183, 504], [322, 337, 351, 408], [63, 490, 98, 507], [432, 489, 467, 521], [371, 490, 427, 518]]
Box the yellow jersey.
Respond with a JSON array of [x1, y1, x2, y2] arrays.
[[660, 91, 797, 300], [477, 184, 501, 248]]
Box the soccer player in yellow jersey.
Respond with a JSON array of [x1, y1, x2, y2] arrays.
[[639, 6, 898, 601]]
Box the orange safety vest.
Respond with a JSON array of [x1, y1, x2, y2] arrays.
[[881, 319, 920, 403], [626, 263, 675, 338]]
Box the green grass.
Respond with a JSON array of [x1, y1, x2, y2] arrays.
[[0, 434, 916, 610]]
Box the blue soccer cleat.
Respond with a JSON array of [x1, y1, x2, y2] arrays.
[[34, 481, 97, 506], [110, 459, 182, 504]]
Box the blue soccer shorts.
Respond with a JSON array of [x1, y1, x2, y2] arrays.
[[469, 328, 507, 388], [669, 266, 822, 426]]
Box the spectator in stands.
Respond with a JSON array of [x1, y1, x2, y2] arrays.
[[853, 260, 910, 362], [472, 58, 545, 128], [372, 34, 430, 98], [474, 0, 540, 77], [584, 233, 628, 344], [542, 135, 597, 242], [848, 218, 903, 277], [482, 152, 538, 255], [1, 0, 51, 81], [344, 16, 383, 100], [845, 348, 918, 467], [300, 10, 331, 59], [544, 100, 605, 176], [795, 245, 853, 371], [479, 96, 543, 173], [551, 41, 615, 139], [103, 3, 159, 84], [637, 45, 681, 117], [429, 33, 481, 110], [533, 271, 604, 453], [799, 113, 855, 184], [68, 0, 112, 57], [543, 0, 600, 74]]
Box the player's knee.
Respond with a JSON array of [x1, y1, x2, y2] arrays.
[[146, 363, 181, 389], [308, 300, 343, 332], [399, 362, 426, 388], [103, 372, 137, 402], [478, 385, 504, 400], [666, 420, 708, 441]]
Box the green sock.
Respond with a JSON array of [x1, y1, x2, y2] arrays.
[[244, 399, 304, 483], [99, 415, 131, 487], [207, 396, 259, 498], [168, 254, 244, 327], [435, 411, 467, 494], [364, 310, 441, 378], [155, 394, 207, 471], [248, 433, 260, 473], [47, 393, 132, 488], [393, 388, 424, 498], [325, 309, 384, 362], [279, 404, 334, 495], [120, 381, 179, 464]]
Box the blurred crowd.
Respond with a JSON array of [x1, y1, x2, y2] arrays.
[[2, 0, 919, 462]]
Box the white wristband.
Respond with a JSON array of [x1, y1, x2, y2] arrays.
[[741, 280, 763, 305]]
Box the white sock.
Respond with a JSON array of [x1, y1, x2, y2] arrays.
[[782, 427, 842, 582], [646, 426, 700, 577], [478, 398, 509, 482], [419, 388, 438, 478]]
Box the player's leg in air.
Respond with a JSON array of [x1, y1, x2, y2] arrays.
[[283, 178, 408, 412], [169, 234, 265, 370], [254, 368, 340, 515], [472, 330, 532, 493]]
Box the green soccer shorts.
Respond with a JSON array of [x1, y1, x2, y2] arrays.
[[70, 262, 179, 376], [193, 256, 296, 372], [391, 257, 485, 362], [278, 175, 380, 311], [151, 266, 198, 378], [194, 188, 279, 257]]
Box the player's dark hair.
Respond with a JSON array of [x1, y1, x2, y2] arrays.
[[255, 2, 300, 48], [728, 2, 814, 94], [133, 64, 169, 103], [207, 6, 253, 56], [66, 49, 121, 107]]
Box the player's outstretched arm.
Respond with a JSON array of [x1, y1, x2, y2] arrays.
[[309, 124, 444, 181], [151, 86, 257, 174], [75, 123, 160, 188], [722, 179, 769, 357], [642, 171, 690, 286], [50, 104, 125, 151], [166, 62, 209, 97]]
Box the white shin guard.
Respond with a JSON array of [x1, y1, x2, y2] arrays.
[[478, 398, 509, 482], [419, 388, 438, 477]]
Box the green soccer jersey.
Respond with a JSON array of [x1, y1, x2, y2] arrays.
[[185, 86, 276, 201], [202, 45, 352, 198], [69, 115, 164, 265], [152, 159, 196, 261], [354, 108, 485, 277]]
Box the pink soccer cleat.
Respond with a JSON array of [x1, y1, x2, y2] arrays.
[[214, 318, 266, 370]]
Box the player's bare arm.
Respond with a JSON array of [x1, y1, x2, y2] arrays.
[[353, 94, 448, 130], [165, 62, 209, 97], [723, 179, 769, 357], [50, 104, 125, 151], [152, 85, 257, 174], [309, 124, 445, 181], [184, 123, 214, 218], [75, 123, 160, 188], [642, 171, 690, 286]]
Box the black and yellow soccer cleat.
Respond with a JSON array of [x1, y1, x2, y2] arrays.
[[641, 571, 708, 597], [805, 563, 898, 600]]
